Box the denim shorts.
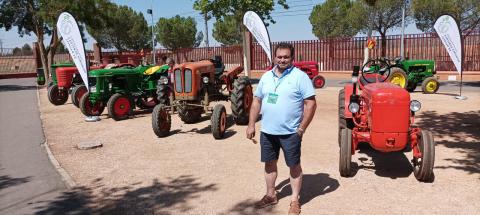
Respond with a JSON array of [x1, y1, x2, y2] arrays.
[[260, 132, 302, 167]]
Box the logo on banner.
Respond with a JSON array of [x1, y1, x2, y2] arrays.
[[437, 16, 451, 34]]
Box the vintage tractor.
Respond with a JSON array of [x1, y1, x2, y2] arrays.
[[79, 64, 163, 120], [363, 57, 439, 94], [267, 61, 325, 89], [338, 66, 435, 182], [152, 56, 253, 139]]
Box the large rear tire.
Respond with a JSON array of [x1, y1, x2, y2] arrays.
[[421, 77, 439, 94], [413, 130, 435, 182], [79, 93, 105, 116], [107, 93, 132, 121], [48, 85, 69, 105], [71, 85, 87, 108], [339, 128, 352, 177], [152, 104, 171, 137], [230, 76, 253, 125], [386, 67, 408, 89], [178, 107, 202, 124], [312, 75, 325, 89], [211, 104, 227, 139]]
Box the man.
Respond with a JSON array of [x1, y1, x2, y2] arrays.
[[246, 42, 316, 215]]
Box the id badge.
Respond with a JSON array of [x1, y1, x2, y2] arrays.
[[267, 93, 279, 104]]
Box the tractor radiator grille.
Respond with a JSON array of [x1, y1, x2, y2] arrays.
[[174, 68, 193, 93]]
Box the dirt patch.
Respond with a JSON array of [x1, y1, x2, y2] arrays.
[[38, 84, 480, 214]]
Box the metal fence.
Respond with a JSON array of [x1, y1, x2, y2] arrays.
[[0, 48, 35, 74]]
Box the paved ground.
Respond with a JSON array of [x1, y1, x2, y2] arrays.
[[36, 74, 480, 214], [0, 78, 88, 214]]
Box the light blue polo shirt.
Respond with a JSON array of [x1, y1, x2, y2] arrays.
[[254, 66, 315, 135]]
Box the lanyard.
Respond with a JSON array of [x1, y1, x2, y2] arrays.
[[272, 66, 293, 92]]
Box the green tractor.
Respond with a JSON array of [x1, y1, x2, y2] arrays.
[[79, 65, 166, 120], [362, 57, 439, 94]]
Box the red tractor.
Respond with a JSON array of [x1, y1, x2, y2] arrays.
[[266, 61, 325, 88], [338, 66, 435, 182]]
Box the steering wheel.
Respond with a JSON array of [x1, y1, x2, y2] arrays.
[[360, 58, 391, 84]]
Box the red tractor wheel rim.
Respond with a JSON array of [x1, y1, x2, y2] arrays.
[[76, 87, 87, 103], [220, 111, 226, 133], [244, 85, 253, 111], [159, 110, 169, 130], [315, 78, 324, 88], [113, 97, 130, 117], [85, 97, 102, 115]]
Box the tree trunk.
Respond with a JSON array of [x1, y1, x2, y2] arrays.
[[380, 33, 387, 57]]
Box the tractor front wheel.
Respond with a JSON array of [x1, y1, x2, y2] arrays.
[[79, 93, 105, 116], [107, 93, 132, 121], [339, 128, 352, 177], [48, 85, 69, 105], [156, 81, 170, 106], [413, 130, 435, 182], [71, 85, 87, 108], [230, 76, 253, 125], [211, 104, 227, 139], [312, 75, 325, 89], [386, 67, 408, 89], [338, 89, 353, 146], [152, 104, 171, 137], [421, 77, 439, 94]]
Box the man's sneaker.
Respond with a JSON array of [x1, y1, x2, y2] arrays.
[[288, 200, 301, 215], [254, 193, 278, 209]]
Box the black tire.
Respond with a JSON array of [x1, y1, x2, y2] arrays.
[[406, 80, 417, 92], [48, 85, 68, 105], [312, 75, 326, 89], [107, 93, 132, 121], [230, 76, 253, 125], [79, 93, 105, 116], [338, 89, 354, 146], [386, 67, 408, 89], [71, 85, 87, 108], [339, 128, 352, 177], [178, 107, 202, 124], [152, 104, 171, 137], [156, 81, 170, 106], [421, 77, 439, 94], [211, 104, 227, 139], [413, 130, 435, 182]]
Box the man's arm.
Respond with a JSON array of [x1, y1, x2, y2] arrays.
[[246, 96, 262, 139], [297, 96, 317, 136]]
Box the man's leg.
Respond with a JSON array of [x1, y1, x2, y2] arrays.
[[265, 160, 278, 197], [289, 164, 303, 201]]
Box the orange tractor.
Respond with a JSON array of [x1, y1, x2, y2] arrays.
[[152, 56, 253, 139]]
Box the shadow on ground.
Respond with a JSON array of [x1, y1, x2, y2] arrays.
[[32, 175, 218, 214], [0, 84, 37, 92], [416, 110, 480, 177], [353, 144, 413, 179], [0, 174, 32, 190], [169, 115, 238, 139]]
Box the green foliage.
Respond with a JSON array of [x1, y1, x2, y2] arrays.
[[213, 15, 242, 45], [88, 4, 150, 51], [412, 0, 480, 34], [309, 0, 362, 39], [156, 15, 200, 50], [21, 43, 33, 55]]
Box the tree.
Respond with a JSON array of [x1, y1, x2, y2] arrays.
[[193, 0, 212, 47], [412, 0, 480, 36], [309, 0, 362, 39], [88, 3, 151, 51], [0, 0, 110, 82], [22, 43, 33, 55], [155, 15, 200, 51], [213, 15, 242, 45], [12, 47, 22, 56]]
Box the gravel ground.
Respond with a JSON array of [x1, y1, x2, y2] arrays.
[[38, 82, 480, 214]]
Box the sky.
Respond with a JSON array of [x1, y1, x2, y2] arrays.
[[0, 0, 422, 50]]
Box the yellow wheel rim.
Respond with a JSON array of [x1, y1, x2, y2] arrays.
[[426, 80, 438, 92], [390, 73, 406, 88]]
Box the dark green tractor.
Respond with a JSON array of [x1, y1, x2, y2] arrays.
[[362, 57, 439, 94], [79, 65, 166, 120]]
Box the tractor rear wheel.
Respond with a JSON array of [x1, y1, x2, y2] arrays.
[[71, 85, 87, 108], [312, 75, 325, 89], [211, 104, 227, 139], [79, 93, 105, 116], [48, 85, 69, 105], [339, 128, 352, 177], [406, 80, 417, 92], [230, 76, 253, 125], [152, 104, 171, 137], [421, 77, 439, 94], [178, 107, 202, 124], [386, 67, 408, 89], [156, 82, 170, 106], [107, 93, 132, 121], [413, 130, 435, 182]]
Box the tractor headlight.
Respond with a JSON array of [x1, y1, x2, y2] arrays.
[[410, 100, 421, 112], [159, 76, 169, 85], [202, 76, 209, 84], [90, 86, 96, 93], [348, 102, 360, 113]]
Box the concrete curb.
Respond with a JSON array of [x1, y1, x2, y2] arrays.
[[36, 85, 77, 189]]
